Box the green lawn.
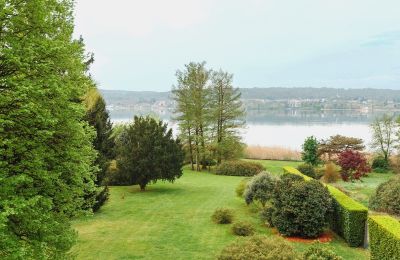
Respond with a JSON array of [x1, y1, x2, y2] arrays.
[[72, 161, 369, 259]]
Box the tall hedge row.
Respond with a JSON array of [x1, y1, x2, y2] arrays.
[[368, 215, 400, 260], [283, 166, 368, 247]]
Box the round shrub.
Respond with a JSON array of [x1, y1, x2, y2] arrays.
[[303, 244, 343, 260], [216, 161, 264, 177], [322, 162, 340, 183], [271, 176, 333, 238], [297, 163, 316, 179], [212, 208, 234, 224], [244, 172, 277, 207], [218, 235, 299, 260], [259, 204, 274, 227], [231, 221, 254, 236], [235, 178, 250, 197], [372, 156, 389, 173], [370, 176, 400, 216]]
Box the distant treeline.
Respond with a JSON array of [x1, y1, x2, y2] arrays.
[[101, 87, 400, 105]]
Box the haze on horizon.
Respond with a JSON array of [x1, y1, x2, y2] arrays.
[[74, 0, 400, 91]]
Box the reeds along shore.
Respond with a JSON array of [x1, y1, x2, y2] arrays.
[[244, 145, 301, 161]]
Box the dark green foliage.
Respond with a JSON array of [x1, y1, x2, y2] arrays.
[[371, 156, 390, 173], [235, 178, 250, 197], [231, 221, 254, 236], [271, 176, 332, 238], [218, 235, 299, 260], [302, 136, 320, 166], [303, 244, 343, 260], [0, 0, 97, 258], [244, 172, 277, 207], [259, 205, 274, 226], [370, 176, 400, 216], [115, 116, 185, 190], [92, 186, 110, 212], [368, 215, 400, 260], [212, 208, 234, 224], [216, 161, 264, 176], [297, 164, 317, 179]]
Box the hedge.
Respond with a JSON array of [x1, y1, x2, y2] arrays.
[[216, 161, 264, 176], [368, 215, 400, 260], [283, 166, 368, 247]]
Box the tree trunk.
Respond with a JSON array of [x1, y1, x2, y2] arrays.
[[139, 183, 146, 191]]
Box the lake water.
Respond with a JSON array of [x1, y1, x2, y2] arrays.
[[109, 109, 396, 151]]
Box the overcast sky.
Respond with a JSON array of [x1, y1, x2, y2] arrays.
[[74, 0, 400, 91]]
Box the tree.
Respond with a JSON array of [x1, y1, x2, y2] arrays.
[[338, 150, 371, 181], [244, 172, 277, 207], [370, 114, 396, 165], [318, 135, 365, 160], [0, 0, 97, 258], [210, 70, 245, 164], [116, 116, 184, 190], [301, 136, 320, 166]]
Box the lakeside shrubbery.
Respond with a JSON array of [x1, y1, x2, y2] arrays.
[[244, 145, 301, 161], [216, 161, 264, 176]]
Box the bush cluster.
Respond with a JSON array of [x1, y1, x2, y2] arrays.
[[212, 208, 234, 224], [370, 176, 400, 216], [368, 215, 400, 260], [231, 221, 254, 236], [371, 156, 389, 173], [217, 235, 299, 260], [297, 163, 317, 179], [216, 161, 264, 176], [303, 244, 343, 260], [244, 172, 277, 207], [235, 178, 250, 197]]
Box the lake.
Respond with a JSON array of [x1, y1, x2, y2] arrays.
[[109, 109, 397, 151]]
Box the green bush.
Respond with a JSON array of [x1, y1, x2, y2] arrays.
[[370, 176, 400, 216], [297, 163, 316, 179], [259, 205, 274, 226], [218, 235, 299, 260], [235, 178, 250, 197], [368, 215, 400, 260], [216, 161, 264, 177], [231, 221, 254, 236], [372, 156, 389, 172], [303, 244, 343, 260], [244, 172, 277, 207], [271, 176, 333, 238], [212, 208, 234, 224], [283, 165, 368, 246]]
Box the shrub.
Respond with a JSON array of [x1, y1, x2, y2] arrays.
[[297, 163, 316, 179], [271, 177, 333, 238], [92, 186, 110, 212], [231, 221, 254, 236], [218, 235, 299, 260], [283, 166, 313, 181], [235, 178, 250, 197], [322, 162, 340, 183], [303, 244, 343, 260], [370, 176, 400, 216], [259, 205, 274, 226], [338, 150, 371, 181], [244, 172, 277, 207], [368, 215, 400, 260], [302, 136, 320, 166], [212, 208, 234, 224], [372, 156, 390, 173], [216, 161, 264, 176]]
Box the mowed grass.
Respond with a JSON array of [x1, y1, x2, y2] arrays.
[[72, 161, 369, 260]]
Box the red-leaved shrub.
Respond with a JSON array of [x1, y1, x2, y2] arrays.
[[338, 150, 371, 181]]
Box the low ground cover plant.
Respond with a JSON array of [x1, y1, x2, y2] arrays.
[[217, 235, 299, 260], [212, 208, 234, 224], [303, 244, 343, 260], [216, 161, 264, 176], [231, 221, 254, 236]]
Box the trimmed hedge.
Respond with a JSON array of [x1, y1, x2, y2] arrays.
[[283, 166, 368, 247], [216, 161, 264, 176], [368, 215, 400, 260]]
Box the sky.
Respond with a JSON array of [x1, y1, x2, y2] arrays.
[[74, 0, 400, 91]]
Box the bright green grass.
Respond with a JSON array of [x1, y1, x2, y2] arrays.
[[72, 162, 369, 260]]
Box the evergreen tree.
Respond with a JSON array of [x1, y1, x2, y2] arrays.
[[116, 116, 184, 190], [302, 136, 320, 166], [0, 0, 97, 258]]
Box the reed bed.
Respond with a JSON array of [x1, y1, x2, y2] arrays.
[[244, 145, 301, 161]]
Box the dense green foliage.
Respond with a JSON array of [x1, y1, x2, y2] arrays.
[[115, 116, 184, 190], [0, 0, 98, 258], [235, 178, 250, 197], [216, 161, 264, 176], [368, 215, 400, 260], [301, 136, 320, 166], [231, 221, 254, 236], [371, 156, 390, 172], [271, 175, 332, 238], [303, 244, 343, 260], [370, 176, 400, 216], [212, 208, 234, 224], [218, 236, 299, 260], [244, 172, 277, 207], [297, 163, 317, 179]]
